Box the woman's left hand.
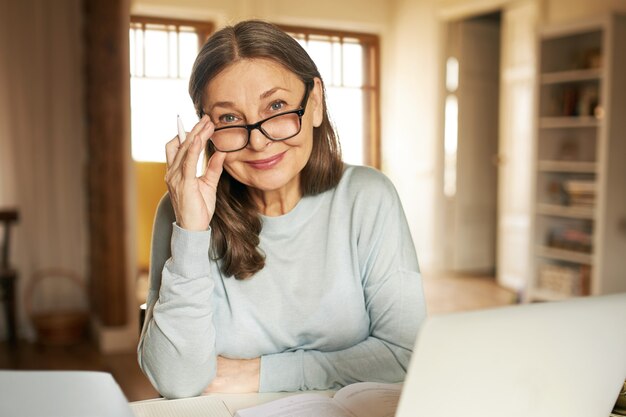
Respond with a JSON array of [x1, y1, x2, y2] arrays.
[[204, 356, 261, 393]]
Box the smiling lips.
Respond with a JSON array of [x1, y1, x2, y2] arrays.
[[245, 150, 287, 170]]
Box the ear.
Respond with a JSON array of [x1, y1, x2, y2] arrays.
[[311, 77, 324, 128]]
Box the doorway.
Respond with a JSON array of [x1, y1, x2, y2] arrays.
[[442, 12, 501, 276]]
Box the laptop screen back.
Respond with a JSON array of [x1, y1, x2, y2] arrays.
[[396, 293, 626, 417], [0, 371, 135, 417]]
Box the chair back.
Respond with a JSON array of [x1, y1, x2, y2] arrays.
[[0, 209, 19, 270]]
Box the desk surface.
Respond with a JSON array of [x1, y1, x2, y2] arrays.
[[130, 391, 334, 417]]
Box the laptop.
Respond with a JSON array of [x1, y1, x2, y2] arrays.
[[396, 292, 626, 417], [0, 370, 135, 417]]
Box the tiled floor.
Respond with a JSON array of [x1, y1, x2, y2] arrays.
[[0, 273, 516, 401]]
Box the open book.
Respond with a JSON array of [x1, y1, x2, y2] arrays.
[[130, 395, 232, 417], [234, 382, 402, 417]]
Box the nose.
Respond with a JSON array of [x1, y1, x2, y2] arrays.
[[247, 128, 271, 151]]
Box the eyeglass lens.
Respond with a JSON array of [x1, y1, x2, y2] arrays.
[[211, 112, 302, 152]]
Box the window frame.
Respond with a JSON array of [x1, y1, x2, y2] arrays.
[[279, 25, 381, 169], [130, 15, 213, 79]]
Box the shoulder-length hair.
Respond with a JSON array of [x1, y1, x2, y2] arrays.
[[188, 20, 343, 279]]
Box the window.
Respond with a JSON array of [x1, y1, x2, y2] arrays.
[[444, 56, 459, 197], [129, 16, 213, 162], [281, 26, 381, 168]]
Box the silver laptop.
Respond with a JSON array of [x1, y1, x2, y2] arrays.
[[0, 370, 135, 417], [396, 293, 626, 417]]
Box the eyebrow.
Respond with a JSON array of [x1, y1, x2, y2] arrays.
[[206, 87, 291, 114]]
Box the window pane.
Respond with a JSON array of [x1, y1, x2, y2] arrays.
[[307, 37, 333, 82], [332, 39, 342, 86], [131, 78, 198, 162], [444, 94, 458, 197], [130, 19, 209, 165], [342, 42, 363, 87], [168, 31, 178, 77], [144, 29, 168, 77], [129, 29, 136, 76], [446, 56, 459, 92], [327, 87, 364, 165], [131, 28, 144, 76], [179, 31, 199, 78], [292, 32, 374, 166], [444, 94, 458, 155]]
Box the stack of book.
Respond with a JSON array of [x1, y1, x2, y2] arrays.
[[547, 224, 593, 253], [562, 179, 596, 207], [538, 263, 591, 296]]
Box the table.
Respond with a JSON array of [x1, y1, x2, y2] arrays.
[[130, 391, 334, 417]]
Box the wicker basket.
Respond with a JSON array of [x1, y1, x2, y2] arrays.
[[25, 268, 89, 346]]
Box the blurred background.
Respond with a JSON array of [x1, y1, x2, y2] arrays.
[[1, 0, 625, 401]]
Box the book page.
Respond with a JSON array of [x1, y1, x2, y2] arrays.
[[332, 382, 402, 417], [234, 394, 352, 417], [130, 396, 232, 417]]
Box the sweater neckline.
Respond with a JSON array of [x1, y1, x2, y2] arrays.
[[259, 191, 324, 235], [259, 164, 349, 235]]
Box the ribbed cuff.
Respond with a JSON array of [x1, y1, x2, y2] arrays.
[[167, 223, 211, 279], [259, 350, 304, 392]]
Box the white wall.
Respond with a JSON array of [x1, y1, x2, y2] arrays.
[[381, 0, 442, 270], [131, 0, 391, 32], [545, 0, 626, 23]]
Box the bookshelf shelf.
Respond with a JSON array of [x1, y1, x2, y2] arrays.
[[539, 116, 600, 129], [537, 160, 597, 173], [537, 245, 593, 265], [540, 68, 602, 84], [528, 14, 626, 302], [536, 203, 594, 219]]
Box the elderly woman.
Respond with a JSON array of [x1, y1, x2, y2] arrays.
[[138, 20, 426, 399]]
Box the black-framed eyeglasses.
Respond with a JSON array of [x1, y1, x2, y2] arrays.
[[208, 82, 313, 153]]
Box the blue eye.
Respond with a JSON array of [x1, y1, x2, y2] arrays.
[[219, 114, 239, 124], [270, 101, 286, 111]]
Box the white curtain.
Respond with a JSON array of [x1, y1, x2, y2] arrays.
[[0, 0, 88, 340]]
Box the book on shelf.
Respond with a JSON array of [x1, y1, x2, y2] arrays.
[[548, 83, 600, 118], [567, 193, 595, 208], [548, 179, 596, 208], [563, 179, 596, 194], [547, 224, 593, 253], [234, 382, 402, 417], [561, 179, 597, 207], [563, 179, 596, 208]]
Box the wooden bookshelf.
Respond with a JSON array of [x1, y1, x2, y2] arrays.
[[527, 14, 626, 301]]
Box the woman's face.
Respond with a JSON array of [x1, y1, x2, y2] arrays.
[[203, 58, 323, 195]]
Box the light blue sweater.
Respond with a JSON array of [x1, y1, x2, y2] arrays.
[[138, 165, 427, 399]]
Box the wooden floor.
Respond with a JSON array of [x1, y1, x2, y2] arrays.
[[423, 272, 518, 315], [0, 273, 516, 401], [0, 339, 160, 401]]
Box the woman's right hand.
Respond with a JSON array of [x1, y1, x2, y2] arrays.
[[165, 115, 227, 231]]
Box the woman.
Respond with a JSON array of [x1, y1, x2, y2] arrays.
[[138, 20, 426, 399]]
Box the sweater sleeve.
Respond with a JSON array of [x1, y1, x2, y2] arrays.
[[259, 170, 427, 391], [137, 194, 217, 399]]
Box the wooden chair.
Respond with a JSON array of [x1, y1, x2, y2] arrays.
[[0, 209, 19, 345]]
